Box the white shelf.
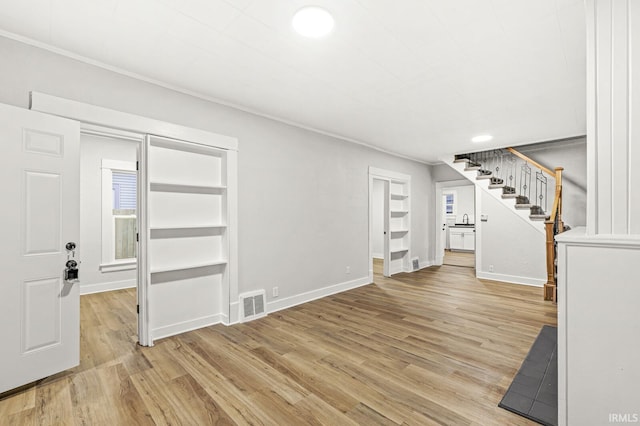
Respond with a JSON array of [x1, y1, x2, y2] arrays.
[[390, 229, 409, 233], [150, 182, 226, 194], [390, 210, 409, 215], [390, 248, 409, 254], [150, 260, 228, 274], [390, 193, 408, 200], [150, 225, 226, 231]]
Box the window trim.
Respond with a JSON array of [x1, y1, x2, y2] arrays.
[[101, 159, 137, 271]]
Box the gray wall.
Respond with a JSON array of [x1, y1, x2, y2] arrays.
[[0, 36, 434, 304], [432, 163, 465, 182]]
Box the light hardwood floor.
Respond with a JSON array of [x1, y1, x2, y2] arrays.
[[442, 250, 475, 268], [1, 262, 556, 425]]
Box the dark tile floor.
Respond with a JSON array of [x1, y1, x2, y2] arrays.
[[499, 325, 558, 426]]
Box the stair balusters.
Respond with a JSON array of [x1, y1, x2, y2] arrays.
[[516, 162, 532, 208], [531, 171, 547, 220]]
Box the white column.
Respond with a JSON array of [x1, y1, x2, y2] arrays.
[[586, 0, 640, 235], [557, 2, 640, 425]]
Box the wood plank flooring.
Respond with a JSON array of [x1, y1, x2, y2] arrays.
[[443, 250, 475, 268], [1, 262, 556, 425]]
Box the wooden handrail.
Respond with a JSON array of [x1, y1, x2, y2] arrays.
[[507, 147, 555, 177]]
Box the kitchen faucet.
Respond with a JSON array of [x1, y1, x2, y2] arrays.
[[463, 214, 469, 224]]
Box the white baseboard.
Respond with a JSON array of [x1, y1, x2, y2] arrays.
[[221, 301, 240, 326], [152, 314, 222, 341], [80, 279, 136, 295], [267, 276, 371, 314], [476, 271, 545, 287]]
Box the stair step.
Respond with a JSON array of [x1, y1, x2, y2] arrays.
[[502, 194, 517, 199], [453, 158, 470, 163], [476, 174, 492, 180], [489, 183, 506, 189], [515, 204, 532, 209], [465, 165, 481, 171], [529, 215, 547, 221]]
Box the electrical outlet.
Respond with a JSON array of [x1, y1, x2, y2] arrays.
[[489, 265, 494, 272], [272, 287, 279, 298], [346, 266, 350, 274]]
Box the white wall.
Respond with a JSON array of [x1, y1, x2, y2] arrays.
[[79, 133, 137, 294], [0, 36, 434, 310], [372, 179, 384, 258], [555, 3, 640, 425], [477, 189, 546, 286], [557, 231, 640, 425]]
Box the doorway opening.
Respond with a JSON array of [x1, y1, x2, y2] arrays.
[[368, 167, 411, 281], [371, 178, 388, 276], [79, 128, 141, 346], [435, 180, 476, 269]]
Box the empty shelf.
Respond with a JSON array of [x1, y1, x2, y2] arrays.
[[150, 260, 228, 274], [390, 248, 409, 254], [390, 193, 409, 200], [150, 182, 226, 194]]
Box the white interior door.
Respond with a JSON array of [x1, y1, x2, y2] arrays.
[[0, 103, 80, 393], [141, 135, 230, 345]]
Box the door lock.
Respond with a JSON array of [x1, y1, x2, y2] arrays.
[[65, 259, 79, 282], [65, 242, 76, 258]]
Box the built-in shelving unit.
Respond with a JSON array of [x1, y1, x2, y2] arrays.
[[388, 180, 411, 274], [142, 135, 235, 341]]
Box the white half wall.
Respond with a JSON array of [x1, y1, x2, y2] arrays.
[[556, 229, 640, 426], [477, 189, 546, 286], [0, 36, 434, 309], [372, 179, 384, 258], [79, 133, 137, 294]]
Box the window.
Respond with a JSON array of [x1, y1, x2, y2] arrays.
[[444, 191, 456, 216], [101, 160, 137, 271], [112, 171, 137, 260], [445, 193, 455, 214]]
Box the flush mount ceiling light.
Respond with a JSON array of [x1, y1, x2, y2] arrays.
[[292, 6, 335, 38], [471, 134, 493, 143]]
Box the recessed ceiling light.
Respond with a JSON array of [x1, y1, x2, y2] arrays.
[[292, 6, 335, 38], [471, 134, 493, 143]]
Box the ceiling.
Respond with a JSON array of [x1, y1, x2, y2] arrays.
[[0, 0, 586, 163]]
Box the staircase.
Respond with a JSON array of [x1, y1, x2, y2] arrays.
[[443, 148, 567, 302]]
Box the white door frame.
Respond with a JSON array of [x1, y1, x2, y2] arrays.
[[434, 179, 475, 266], [30, 92, 239, 346], [368, 167, 411, 283]]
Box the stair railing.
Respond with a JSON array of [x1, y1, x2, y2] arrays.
[[507, 147, 564, 302]]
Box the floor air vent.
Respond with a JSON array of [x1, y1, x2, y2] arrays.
[[239, 290, 267, 322], [412, 257, 420, 271]]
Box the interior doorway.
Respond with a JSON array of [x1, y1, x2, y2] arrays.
[[371, 178, 388, 275], [435, 180, 476, 269], [79, 128, 141, 333]]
